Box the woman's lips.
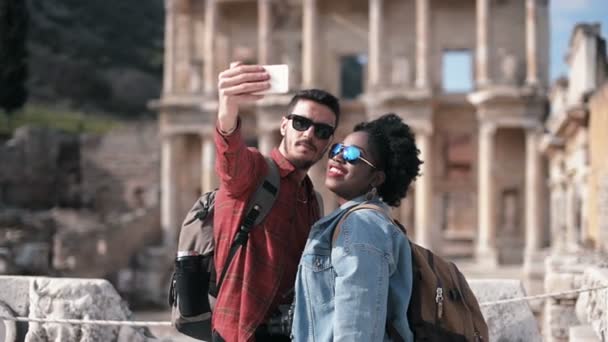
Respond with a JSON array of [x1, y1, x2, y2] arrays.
[[327, 163, 346, 177]]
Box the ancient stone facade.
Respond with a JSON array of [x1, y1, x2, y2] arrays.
[[541, 23, 608, 342], [155, 0, 551, 270]]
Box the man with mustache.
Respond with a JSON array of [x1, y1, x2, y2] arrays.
[[211, 62, 340, 342]]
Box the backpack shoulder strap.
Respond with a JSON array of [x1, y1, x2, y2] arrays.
[[216, 156, 281, 291], [332, 202, 388, 243], [243, 156, 281, 226]]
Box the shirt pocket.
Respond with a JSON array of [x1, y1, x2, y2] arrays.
[[300, 253, 335, 306]]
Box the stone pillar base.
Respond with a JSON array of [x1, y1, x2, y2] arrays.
[[524, 249, 548, 313], [475, 247, 499, 268]]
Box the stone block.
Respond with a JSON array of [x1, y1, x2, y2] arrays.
[[544, 272, 581, 301], [0, 301, 18, 342], [545, 302, 580, 340], [576, 267, 608, 342], [0, 276, 164, 342], [569, 325, 601, 342], [469, 279, 542, 342], [0, 276, 32, 316]]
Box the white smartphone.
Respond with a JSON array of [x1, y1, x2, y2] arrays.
[[257, 64, 289, 95]]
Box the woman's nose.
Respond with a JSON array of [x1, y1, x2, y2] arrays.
[[331, 152, 346, 164]]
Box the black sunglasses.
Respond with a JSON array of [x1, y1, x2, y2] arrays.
[[285, 114, 335, 140], [328, 143, 377, 169]]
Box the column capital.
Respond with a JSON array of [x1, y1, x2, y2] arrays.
[[160, 130, 178, 141], [479, 121, 498, 136], [525, 125, 544, 136]]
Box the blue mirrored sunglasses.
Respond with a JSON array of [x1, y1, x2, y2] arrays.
[[328, 143, 376, 169]]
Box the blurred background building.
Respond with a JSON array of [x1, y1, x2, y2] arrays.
[[155, 0, 549, 270]]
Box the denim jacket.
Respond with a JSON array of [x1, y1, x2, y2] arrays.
[[292, 196, 414, 342]]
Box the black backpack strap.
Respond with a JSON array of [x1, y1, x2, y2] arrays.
[[216, 157, 280, 292]]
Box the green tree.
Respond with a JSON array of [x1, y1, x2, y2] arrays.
[[0, 0, 29, 128]]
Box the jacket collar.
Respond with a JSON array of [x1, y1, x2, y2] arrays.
[[314, 195, 388, 227]]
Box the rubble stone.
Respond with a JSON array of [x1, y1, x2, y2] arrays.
[[469, 279, 542, 342], [0, 276, 160, 342]]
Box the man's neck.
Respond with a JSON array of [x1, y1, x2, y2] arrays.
[[293, 169, 309, 184]]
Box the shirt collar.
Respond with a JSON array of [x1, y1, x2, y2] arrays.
[[270, 148, 296, 178]]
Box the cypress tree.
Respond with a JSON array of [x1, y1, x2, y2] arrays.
[[0, 0, 29, 126]]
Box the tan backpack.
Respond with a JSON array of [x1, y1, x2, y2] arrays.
[[336, 203, 489, 342]]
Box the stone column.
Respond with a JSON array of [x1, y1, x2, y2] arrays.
[[525, 0, 539, 86], [476, 122, 497, 264], [368, 0, 383, 89], [163, 0, 177, 94], [475, 0, 490, 87], [525, 129, 543, 255], [161, 134, 179, 251], [200, 134, 217, 193], [302, 0, 318, 87], [203, 0, 218, 95], [415, 131, 433, 250], [523, 128, 545, 304], [549, 183, 564, 252], [258, 0, 273, 65], [565, 180, 579, 252], [415, 0, 429, 89]]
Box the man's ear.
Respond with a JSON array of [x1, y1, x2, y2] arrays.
[[280, 116, 288, 136]]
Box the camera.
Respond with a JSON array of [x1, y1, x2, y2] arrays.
[[266, 303, 295, 336]]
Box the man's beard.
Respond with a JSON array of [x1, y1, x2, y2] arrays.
[[281, 138, 319, 171], [290, 158, 315, 170]]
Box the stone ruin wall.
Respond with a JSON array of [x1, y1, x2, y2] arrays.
[[80, 121, 161, 215], [0, 122, 163, 303]]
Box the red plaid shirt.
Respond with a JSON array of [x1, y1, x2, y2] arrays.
[[212, 125, 320, 342]]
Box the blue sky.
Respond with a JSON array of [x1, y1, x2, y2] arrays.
[[551, 0, 608, 80]]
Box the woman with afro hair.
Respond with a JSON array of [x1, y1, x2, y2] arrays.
[[291, 113, 422, 342]]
